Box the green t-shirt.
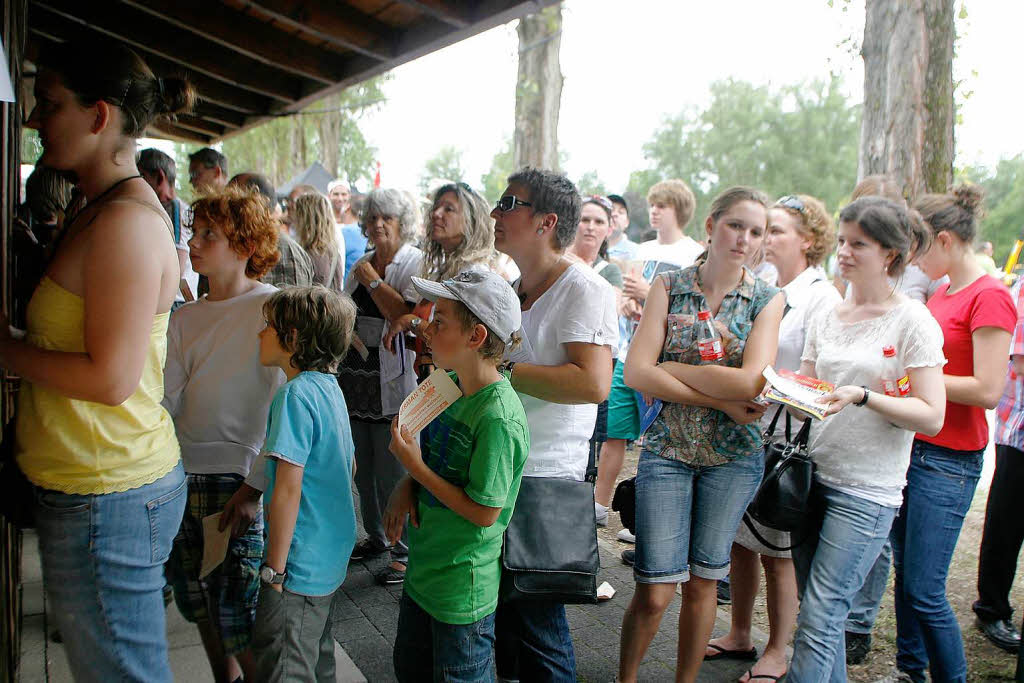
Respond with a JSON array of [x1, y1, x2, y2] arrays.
[[405, 374, 530, 624]]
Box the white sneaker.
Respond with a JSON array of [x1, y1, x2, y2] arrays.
[[595, 502, 608, 527], [617, 528, 635, 543]]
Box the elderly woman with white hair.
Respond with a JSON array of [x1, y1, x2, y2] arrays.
[[338, 188, 424, 585]]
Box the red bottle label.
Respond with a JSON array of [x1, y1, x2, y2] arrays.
[[699, 339, 724, 361]]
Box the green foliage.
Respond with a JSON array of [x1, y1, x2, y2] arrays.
[[960, 155, 1024, 267], [214, 76, 387, 192], [480, 138, 514, 204], [419, 145, 466, 195], [627, 76, 861, 239], [21, 128, 42, 164], [577, 170, 607, 197]]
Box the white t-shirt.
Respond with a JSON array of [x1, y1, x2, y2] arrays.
[[801, 299, 945, 506], [763, 267, 841, 437], [171, 198, 199, 303], [163, 283, 285, 477], [511, 263, 619, 481]]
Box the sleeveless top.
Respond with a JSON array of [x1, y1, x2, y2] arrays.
[[643, 265, 779, 466], [16, 198, 181, 494]]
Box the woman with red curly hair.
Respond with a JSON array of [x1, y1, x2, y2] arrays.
[[161, 186, 286, 683]]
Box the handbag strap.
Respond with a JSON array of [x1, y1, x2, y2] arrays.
[[795, 417, 812, 449], [763, 404, 784, 443], [585, 436, 598, 483], [742, 513, 812, 552]]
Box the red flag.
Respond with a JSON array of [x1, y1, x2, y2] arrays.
[[374, 161, 381, 188]]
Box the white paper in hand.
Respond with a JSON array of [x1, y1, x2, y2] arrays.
[[397, 367, 463, 435], [200, 513, 232, 579]]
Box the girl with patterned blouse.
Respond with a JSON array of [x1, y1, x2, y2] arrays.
[[619, 187, 785, 683]]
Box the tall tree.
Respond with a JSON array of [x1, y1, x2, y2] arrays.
[[859, 0, 955, 198], [419, 146, 466, 195], [514, 4, 563, 170]]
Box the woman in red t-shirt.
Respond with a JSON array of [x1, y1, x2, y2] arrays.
[[889, 186, 1016, 683]]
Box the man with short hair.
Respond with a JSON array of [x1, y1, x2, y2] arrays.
[[138, 147, 198, 308], [976, 241, 1001, 276], [328, 179, 367, 279], [189, 147, 229, 194], [606, 193, 639, 262], [228, 173, 314, 288]]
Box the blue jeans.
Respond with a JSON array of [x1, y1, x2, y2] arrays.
[[394, 592, 495, 682], [892, 440, 982, 683], [34, 463, 187, 683], [634, 450, 764, 583], [846, 538, 892, 634], [494, 601, 575, 682], [790, 482, 897, 683]]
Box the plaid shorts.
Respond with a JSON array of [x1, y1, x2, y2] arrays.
[[165, 473, 264, 655]]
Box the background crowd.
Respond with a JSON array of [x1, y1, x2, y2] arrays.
[[5, 38, 1024, 683]]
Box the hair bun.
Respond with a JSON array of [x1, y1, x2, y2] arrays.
[[952, 184, 984, 217], [156, 76, 196, 116]]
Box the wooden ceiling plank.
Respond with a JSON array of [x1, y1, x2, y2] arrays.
[[120, 0, 342, 85], [390, 0, 471, 28], [241, 0, 394, 62], [28, 19, 275, 115], [31, 0, 304, 103], [149, 120, 212, 144], [173, 114, 228, 137], [192, 102, 247, 129]]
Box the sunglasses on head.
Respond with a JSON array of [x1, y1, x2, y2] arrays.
[[495, 195, 533, 213], [776, 195, 806, 213], [585, 195, 613, 212]]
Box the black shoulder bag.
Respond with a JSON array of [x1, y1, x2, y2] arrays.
[[742, 405, 815, 551], [500, 439, 600, 605]]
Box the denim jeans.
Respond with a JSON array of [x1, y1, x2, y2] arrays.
[[892, 440, 982, 683], [494, 601, 575, 682], [790, 482, 897, 683], [34, 463, 186, 683], [633, 450, 764, 583], [845, 538, 892, 634], [394, 592, 495, 682]]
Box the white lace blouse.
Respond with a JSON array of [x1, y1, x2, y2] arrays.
[[801, 299, 946, 506]]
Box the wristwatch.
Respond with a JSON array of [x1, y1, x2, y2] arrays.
[[368, 278, 384, 290], [854, 386, 870, 407], [259, 564, 286, 585]]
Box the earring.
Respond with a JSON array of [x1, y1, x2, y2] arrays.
[[536, 228, 545, 235]]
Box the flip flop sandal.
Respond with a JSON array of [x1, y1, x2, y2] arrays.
[[740, 669, 787, 682], [704, 644, 758, 661]]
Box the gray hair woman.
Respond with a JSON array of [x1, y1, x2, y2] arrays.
[[339, 187, 424, 586], [384, 183, 497, 373]]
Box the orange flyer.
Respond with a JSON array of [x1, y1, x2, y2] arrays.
[[397, 367, 463, 435], [760, 367, 836, 420]]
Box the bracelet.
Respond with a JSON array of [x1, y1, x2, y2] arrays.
[[854, 386, 870, 407]]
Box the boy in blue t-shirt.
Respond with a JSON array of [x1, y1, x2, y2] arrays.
[[386, 270, 530, 682], [249, 286, 358, 682]]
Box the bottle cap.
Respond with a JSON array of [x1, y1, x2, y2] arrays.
[[698, 310, 712, 321], [883, 345, 896, 357]]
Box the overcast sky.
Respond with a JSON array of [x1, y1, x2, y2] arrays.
[[152, 0, 1023, 196]]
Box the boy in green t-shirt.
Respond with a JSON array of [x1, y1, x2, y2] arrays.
[[386, 269, 530, 682]]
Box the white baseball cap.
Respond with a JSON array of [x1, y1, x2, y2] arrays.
[[411, 270, 522, 345]]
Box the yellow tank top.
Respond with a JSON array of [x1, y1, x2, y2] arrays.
[[16, 277, 180, 494]]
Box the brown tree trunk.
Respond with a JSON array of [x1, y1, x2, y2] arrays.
[[319, 95, 341, 178], [859, 0, 954, 199], [514, 4, 563, 171]]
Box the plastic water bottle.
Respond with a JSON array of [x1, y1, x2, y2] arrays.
[[697, 310, 724, 362], [881, 345, 911, 397]]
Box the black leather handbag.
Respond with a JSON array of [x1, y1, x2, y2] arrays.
[[743, 405, 814, 550], [500, 441, 600, 605]]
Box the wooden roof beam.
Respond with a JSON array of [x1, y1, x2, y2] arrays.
[[240, 0, 394, 62], [148, 120, 213, 144], [171, 114, 228, 138], [28, 18, 276, 115], [120, 0, 345, 86], [32, 0, 304, 104], [192, 101, 248, 129], [392, 0, 471, 28]]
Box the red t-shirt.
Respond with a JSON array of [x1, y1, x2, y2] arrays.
[[918, 275, 1016, 451]]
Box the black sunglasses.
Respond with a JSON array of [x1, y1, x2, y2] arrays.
[[776, 195, 806, 213], [495, 195, 533, 213]]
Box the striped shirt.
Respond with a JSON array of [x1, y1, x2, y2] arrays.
[[995, 279, 1024, 450]]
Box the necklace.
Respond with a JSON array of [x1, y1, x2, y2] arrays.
[[518, 255, 566, 308]]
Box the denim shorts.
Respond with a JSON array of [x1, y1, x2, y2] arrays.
[[634, 449, 764, 583]]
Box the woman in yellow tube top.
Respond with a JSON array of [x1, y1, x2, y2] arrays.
[[0, 38, 196, 682]]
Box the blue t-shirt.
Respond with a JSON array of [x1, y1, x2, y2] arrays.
[[263, 371, 356, 596], [341, 223, 368, 279]]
